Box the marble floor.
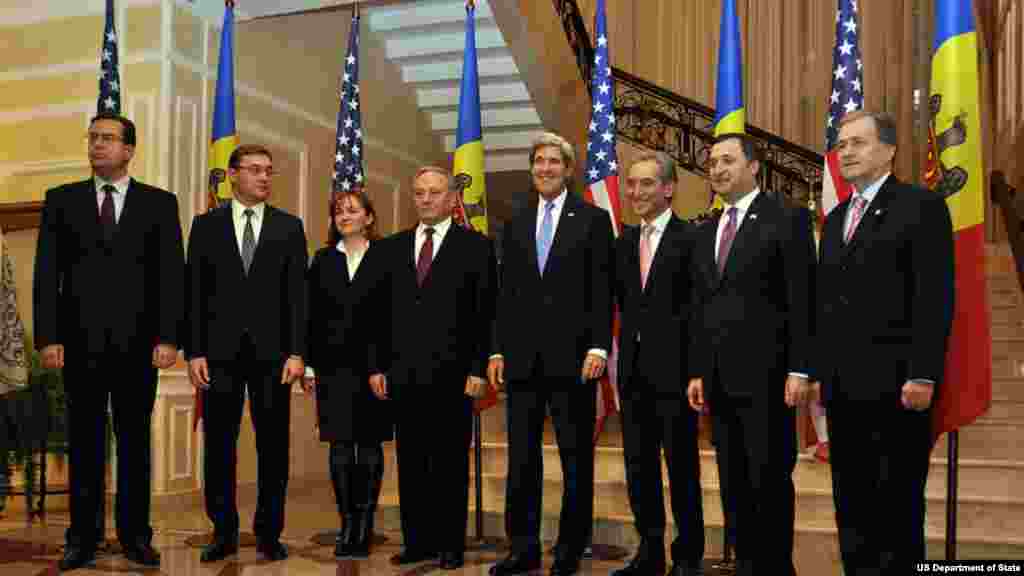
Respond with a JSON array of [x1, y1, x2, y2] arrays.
[[0, 488, 625, 576]]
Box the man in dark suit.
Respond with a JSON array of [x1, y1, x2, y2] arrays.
[[612, 152, 703, 576], [488, 132, 614, 576], [374, 166, 496, 571], [816, 110, 954, 574], [34, 113, 184, 571], [185, 144, 307, 563], [686, 133, 815, 576]]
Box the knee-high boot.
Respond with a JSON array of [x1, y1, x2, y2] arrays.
[[350, 443, 384, 557], [329, 442, 356, 557]]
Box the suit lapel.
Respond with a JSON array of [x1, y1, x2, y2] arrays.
[[220, 205, 247, 277], [80, 179, 106, 249], [718, 192, 768, 283], [523, 199, 542, 279], [697, 214, 721, 289], [545, 193, 581, 274], [422, 224, 460, 289], [643, 215, 680, 295], [841, 179, 894, 260]]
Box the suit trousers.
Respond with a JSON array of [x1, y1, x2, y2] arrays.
[[620, 345, 704, 566], [506, 360, 596, 559], [828, 396, 931, 575], [710, 385, 797, 576], [64, 350, 157, 550], [395, 391, 472, 554], [202, 334, 292, 543]]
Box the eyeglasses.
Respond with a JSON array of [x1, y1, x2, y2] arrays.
[[86, 132, 124, 144], [236, 165, 275, 177]]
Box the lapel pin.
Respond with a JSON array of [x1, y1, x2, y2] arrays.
[[749, 213, 758, 220], [567, 212, 575, 217], [874, 209, 883, 216]]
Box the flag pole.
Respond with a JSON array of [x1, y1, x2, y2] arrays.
[[946, 430, 958, 559]]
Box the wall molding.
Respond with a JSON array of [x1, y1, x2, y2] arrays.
[[0, 0, 158, 28], [169, 405, 194, 481]]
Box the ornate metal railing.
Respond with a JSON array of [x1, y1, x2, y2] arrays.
[[553, 0, 824, 210]]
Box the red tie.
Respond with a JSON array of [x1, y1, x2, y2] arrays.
[[717, 207, 738, 275], [844, 195, 866, 244], [416, 227, 435, 287], [100, 184, 116, 230]]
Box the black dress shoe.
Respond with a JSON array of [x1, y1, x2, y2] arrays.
[[440, 551, 465, 570], [612, 555, 666, 575], [390, 549, 439, 565], [123, 543, 161, 566], [200, 539, 238, 563], [489, 552, 541, 575], [550, 552, 581, 576], [257, 540, 289, 561], [59, 546, 96, 571], [667, 563, 700, 576]]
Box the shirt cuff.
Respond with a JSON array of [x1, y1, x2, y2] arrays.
[[788, 372, 809, 379], [304, 366, 315, 378], [587, 348, 608, 360], [489, 354, 504, 360], [909, 378, 934, 385]]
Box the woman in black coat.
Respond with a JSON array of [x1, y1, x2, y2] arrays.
[[306, 189, 391, 558]]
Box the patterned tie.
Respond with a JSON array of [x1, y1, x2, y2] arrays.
[[537, 201, 555, 275], [241, 208, 256, 275], [717, 206, 738, 275], [639, 224, 654, 290], [416, 226, 435, 287], [99, 184, 116, 233], [844, 195, 867, 244]]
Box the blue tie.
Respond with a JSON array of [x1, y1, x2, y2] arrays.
[[537, 201, 555, 274]]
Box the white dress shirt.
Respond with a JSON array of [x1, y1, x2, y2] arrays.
[[94, 175, 130, 223], [640, 207, 673, 262], [715, 188, 760, 260], [337, 239, 369, 279], [414, 216, 453, 263], [536, 188, 568, 241], [845, 172, 889, 235], [231, 199, 265, 255]]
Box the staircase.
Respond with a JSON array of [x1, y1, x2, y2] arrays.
[[363, 0, 543, 172]]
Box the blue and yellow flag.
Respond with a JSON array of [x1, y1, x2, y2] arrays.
[[709, 0, 745, 210], [452, 0, 487, 234], [925, 0, 990, 442], [207, 1, 237, 211], [713, 0, 744, 136]]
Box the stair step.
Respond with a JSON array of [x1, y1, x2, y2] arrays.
[[470, 444, 1024, 502]]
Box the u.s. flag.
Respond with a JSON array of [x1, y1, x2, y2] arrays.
[[821, 0, 865, 217], [332, 9, 365, 208], [97, 0, 121, 114], [583, 0, 622, 442]]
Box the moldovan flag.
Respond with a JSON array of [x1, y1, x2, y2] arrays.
[[195, 0, 238, 431], [709, 0, 744, 211], [925, 0, 991, 443]]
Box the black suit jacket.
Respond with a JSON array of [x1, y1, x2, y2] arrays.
[[185, 203, 307, 365], [615, 214, 694, 396], [816, 177, 954, 403], [378, 223, 496, 401], [689, 192, 816, 399], [493, 191, 614, 383], [33, 178, 184, 362]]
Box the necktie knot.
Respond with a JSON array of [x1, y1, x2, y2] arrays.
[[244, 208, 255, 220], [424, 226, 435, 237], [726, 206, 738, 221], [545, 201, 555, 213], [102, 184, 116, 196]]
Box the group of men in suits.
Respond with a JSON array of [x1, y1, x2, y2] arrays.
[[34, 115, 309, 572], [33, 111, 952, 576]]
